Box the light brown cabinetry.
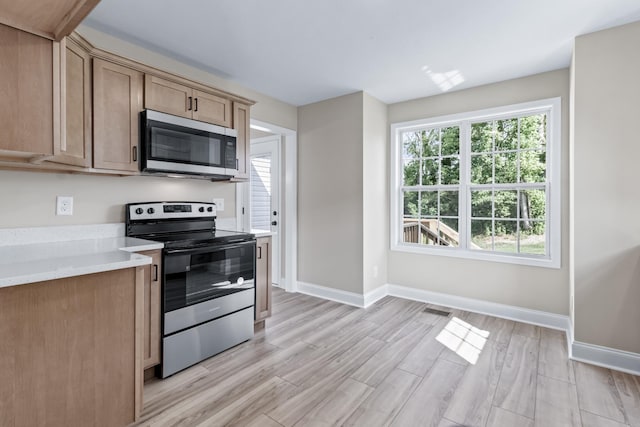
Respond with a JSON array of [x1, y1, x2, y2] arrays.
[[0, 0, 100, 41], [93, 58, 143, 172], [0, 29, 254, 177], [145, 75, 232, 127], [255, 236, 273, 327], [0, 267, 144, 426], [0, 24, 54, 159], [192, 89, 232, 127], [140, 250, 162, 369], [233, 102, 251, 180], [55, 37, 92, 167]]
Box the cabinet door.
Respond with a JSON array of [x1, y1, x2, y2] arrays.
[[0, 24, 53, 156], [192, 89, 232, 127], [255, 236, 272, 322], [144, 74, 192, 119], [140, 250, 162, 369], [232, 102, 251, 180], [93, 58, 143, 172], [53, 38, 91, 167]]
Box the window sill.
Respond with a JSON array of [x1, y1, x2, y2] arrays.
[[391, 243, 560, 269]]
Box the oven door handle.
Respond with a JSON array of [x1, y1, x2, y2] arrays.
[[164, 240, 255, 255]]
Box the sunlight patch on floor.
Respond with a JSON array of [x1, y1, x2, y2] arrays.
[[436, 316, 489, 364]]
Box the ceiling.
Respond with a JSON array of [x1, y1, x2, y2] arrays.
[[82, 0, 640, 106]]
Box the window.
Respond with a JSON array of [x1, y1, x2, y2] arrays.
[[391, 98, 561, 268]]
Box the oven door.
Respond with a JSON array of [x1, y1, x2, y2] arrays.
[[163, 240, 256, 313], [141, 110, 237, 176]]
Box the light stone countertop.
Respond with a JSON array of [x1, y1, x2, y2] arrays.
[[0, 237, 164, 288], [251, 229, 273, 238]]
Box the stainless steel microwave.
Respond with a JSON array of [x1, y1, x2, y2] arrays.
[[140, 110, 238, 180]]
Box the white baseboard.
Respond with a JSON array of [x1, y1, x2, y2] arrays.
[[293, 281, 640, 375], [571, 341, 640, 376], [296, 281, 365, 308], [386, 283, 570, 332], [295, 281, 570, 330], [363, 285, 388, 307]]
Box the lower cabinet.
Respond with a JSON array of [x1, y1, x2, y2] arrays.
[[255, 236, 272, 326], [139, 250, 162, 369], [0, 267, 145, 426]]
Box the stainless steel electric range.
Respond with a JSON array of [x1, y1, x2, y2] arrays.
[[126, 201, 256, 378]]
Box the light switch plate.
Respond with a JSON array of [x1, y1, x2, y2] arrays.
[[212, 198, 224, 211], [56, 196, 73, 216]]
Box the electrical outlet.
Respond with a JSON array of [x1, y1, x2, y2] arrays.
[[212, 198, 224, 211], [56, 196, 73, 216]]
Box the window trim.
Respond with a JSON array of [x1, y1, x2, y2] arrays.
[[390, 97, 561, 269]]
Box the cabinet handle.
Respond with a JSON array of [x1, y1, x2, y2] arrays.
[[132, 146, 137, 162], [153, 264, 159, 282], [194, 98, 198, 112], [188, 96, 193, 111], [236, 158, 239, 170], [258, 246, 262, 260]]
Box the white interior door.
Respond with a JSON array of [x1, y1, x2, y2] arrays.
[[250, 137, 280, 285]]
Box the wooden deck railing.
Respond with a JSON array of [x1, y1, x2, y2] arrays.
[[403, 219, 451, 246], [403, 218, 475, 247]]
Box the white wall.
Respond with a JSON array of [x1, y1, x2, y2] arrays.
[[363, 93, 389, 293], [572, 21, 640, 353], [387, 69, 571, 315], [297, 92, 364, 293], [0, 170, 235, 226]]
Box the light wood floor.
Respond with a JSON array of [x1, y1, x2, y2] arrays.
[[132, 288, 640, 427]]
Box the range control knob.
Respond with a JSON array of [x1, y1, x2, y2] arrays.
[[135, 208, 143, 215], [147, 208, 155, 214], [207, 207, 213, 212], [199, 207, 205, 212]]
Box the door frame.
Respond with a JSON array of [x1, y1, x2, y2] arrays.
[[248, 135, 281, 286], [236, 119, 297, 293]]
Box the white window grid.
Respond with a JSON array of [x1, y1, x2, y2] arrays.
[[391, 98, 561, 268]]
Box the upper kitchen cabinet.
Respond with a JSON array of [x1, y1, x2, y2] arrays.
[[232, 102, 251, 181], [54, 37, 92, 167], [0, 27, 254, 177], [0, 24, 55, 161], [93, 58, 143, 172], [145, 75, 232, 128], [191, 90, 232, 128], [144, 75, 191, 119], [0, 25, 93, 169], [0, 0, 100, 40]]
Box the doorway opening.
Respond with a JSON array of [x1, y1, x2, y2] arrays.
[[236, 120, 297, 293], [249, 136, 280, 285]]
